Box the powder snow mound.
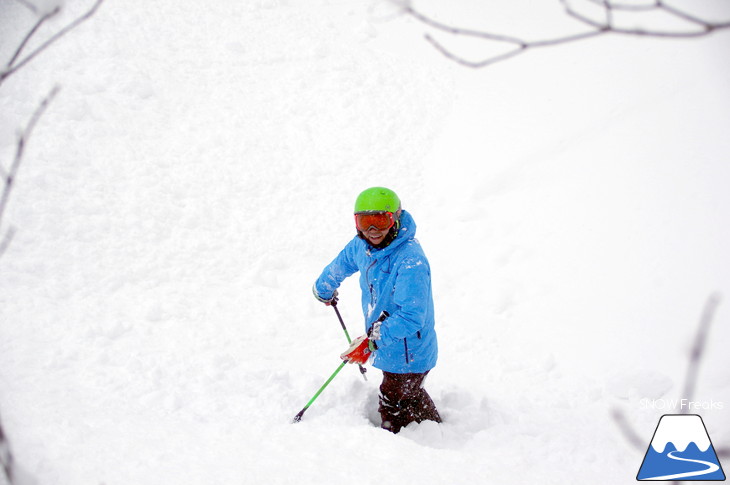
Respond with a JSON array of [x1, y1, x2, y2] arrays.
[[399, 419, 445, 445], [605, 369, 674, 400], [1, 0, 729, 484]]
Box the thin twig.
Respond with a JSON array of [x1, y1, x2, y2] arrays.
[[573, 0, 726, 37], [5, 7, 61, 71], [680, 293, 722, 409], [13, 0, 38, 14], [578, 0, 720, 27], [0, 86, 61, 239], [0, 412, 15, 485], [0, 226, 16, 260], [408, 1, 610, 68], [659, 1, 719, 28], [0, 0, 105, 85], [561, 0, 609, 30], [611, 408, 646, 451], [611, 294, 726, 461], [423, 35, 526, 69], [424, 28, 607, 69], [587, 0, 657, 12], [403, 5, 526, 45], [402, 0, 730, 69], [523, 28, 607, 48], [566, 0, 728, 35], [602, 0, 614, 29]]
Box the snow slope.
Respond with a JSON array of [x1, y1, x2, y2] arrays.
[[1, 0, 729, 484]]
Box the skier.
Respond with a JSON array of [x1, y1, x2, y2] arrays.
[[312, 187, 441, 433]]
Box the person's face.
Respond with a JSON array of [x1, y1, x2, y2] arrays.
[[363, 226, 390, 246], [354, 211, 397, 246]]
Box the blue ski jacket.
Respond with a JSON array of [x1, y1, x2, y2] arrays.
[[314, 210, 438, 374]]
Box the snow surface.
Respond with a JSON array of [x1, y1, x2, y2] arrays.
[[1, 0, 729, 484]]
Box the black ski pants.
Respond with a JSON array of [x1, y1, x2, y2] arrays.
[[378, 370, 441, 433]]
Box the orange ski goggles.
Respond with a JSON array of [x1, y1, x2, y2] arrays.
[[354, 212, 396, 232]]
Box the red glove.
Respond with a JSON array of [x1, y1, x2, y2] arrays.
[[340, 335, 375, 364]]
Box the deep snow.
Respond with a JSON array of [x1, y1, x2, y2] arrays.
[[1, 0, 729, 484]]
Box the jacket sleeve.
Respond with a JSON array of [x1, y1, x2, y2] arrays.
[[313, 238, 360, 301], [376, 254, 430, 347]]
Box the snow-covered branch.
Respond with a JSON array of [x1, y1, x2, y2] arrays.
[[397, 0, 730, 68]]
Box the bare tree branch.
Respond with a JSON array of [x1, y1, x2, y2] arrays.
[[0, 226, 16, 260], [399, 0, 730, 68], [403, 4, 527, 45], [423, 35, 526, 69], [5, 7, 61, 72], [611, 408, 646, 451], [0, 415, 13, 484], [611, 293, 726, 472], [0, 0, 105, 86], [1, 2, 103, 482], [680, 293, 722, 410], [559, 0, 726, 37], [405, 3, 609, 68], [0, 86, 60, 260], [13, 0, 39, 14], [657, 1, 723, 29], [0, 409, 37, 485], [586, 0, 659, 12], [2, 0, 104, 255], [563, 1, 724, 37]]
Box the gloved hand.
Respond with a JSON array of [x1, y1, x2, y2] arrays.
[[340, 334, 377, 364], [367, 320, 381, 340], [312, 286, 338, 306], [366, 310, 388, 341]]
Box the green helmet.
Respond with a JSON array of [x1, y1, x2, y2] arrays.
[[354, 187, 401, 214]]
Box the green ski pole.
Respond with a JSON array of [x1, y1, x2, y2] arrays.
[[332, 300, 367, 381], [292, 361, 347, 423]]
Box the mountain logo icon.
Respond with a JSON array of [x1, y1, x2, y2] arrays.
[[637, 414, 726, 481]]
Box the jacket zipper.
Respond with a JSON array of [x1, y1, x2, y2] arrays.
[[367, 256, 412, 365], [366, 259, 378, 309]]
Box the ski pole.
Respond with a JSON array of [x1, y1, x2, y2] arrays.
[[331, 300, 368, 381], [292, 361, 347, 423]]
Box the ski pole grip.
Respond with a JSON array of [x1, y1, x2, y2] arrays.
[[377, 310, 389, 322]]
